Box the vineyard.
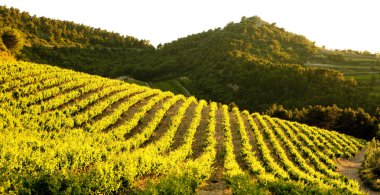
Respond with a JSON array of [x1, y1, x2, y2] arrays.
[[0, 60, 367, 194]]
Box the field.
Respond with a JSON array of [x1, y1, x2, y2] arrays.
[[310, 53, 380, 96], [0, 60, 367, 194]]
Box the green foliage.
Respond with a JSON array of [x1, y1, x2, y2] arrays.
[[0, 28, 24, 53], [142, 175, 198, 195], [19, 45, 155, 78], [226, 175, 265, 195], [310, 49, 380, 106], [265, 104, 378, 140], [264, 180, 353, 195], [0, 5, 154, 77], [265, 104, 293, 120], [0, 37, 7, 51], [149, 79, 191, 97], [374, 107, 380, 119], [326, 53, 345, 63], [360, 139, 380, 191], [0, 6, 151, 49], [122, 76, 191, 96]]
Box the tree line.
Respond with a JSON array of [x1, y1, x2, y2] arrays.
[[265, 104, 380, 140]]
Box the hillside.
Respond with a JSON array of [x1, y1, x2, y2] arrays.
[[0, 60, 367, 194], [0, 6, 150, 48], [146, 16, 370, 112], [309, 49, 380, 97], [0, 5, 154, 77]]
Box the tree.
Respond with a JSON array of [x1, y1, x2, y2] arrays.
[[375, 107, 380, 120], [371, 75, 377, 84], [265, 104, 292, 120], [1, 28, 24, 53]]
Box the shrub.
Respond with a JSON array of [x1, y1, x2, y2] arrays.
[[142, 175, 197, 195], [360, 139, 380, 191], [1, 28, 24, 53]]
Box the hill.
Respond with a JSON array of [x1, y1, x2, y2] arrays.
[[0, 60, 367, 194], [145, 16, 371, 112], [0, 5, 154, 77]]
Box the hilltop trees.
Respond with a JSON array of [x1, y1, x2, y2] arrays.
[[0, 5, 154, 77], [0, 6, 151, 49]]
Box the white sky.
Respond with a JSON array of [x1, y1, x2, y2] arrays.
[[2, 0, 380, 53]]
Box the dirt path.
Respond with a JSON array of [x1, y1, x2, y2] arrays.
[[336, 148, 379, 195]]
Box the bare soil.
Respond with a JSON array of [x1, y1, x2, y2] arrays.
[[169, 102, 197, 151], [229, 112, 248, 171], [103, 94, 161, 133], [241, 115, 263, 164], [190, 106, 210, 159], [336, 148, 379, 195], [138, 100, 184, 147]]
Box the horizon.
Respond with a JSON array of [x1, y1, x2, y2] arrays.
[[1, 0, 380, 53]]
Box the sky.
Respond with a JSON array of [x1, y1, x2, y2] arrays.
[[2, 0, 380, 53]]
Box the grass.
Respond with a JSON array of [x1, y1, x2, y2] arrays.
[[150, 80, 191, 97], [119, 76, 191, 97]]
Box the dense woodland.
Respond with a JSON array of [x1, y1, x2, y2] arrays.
[[0, 6, 379, 139]]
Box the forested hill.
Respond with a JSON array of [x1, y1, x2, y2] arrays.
[[0, 6, 150, 48], [0, 5, 154, 76], [146, 16, 370, 112], [157, 16, 317, 66]]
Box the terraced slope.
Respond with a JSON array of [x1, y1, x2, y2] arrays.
[[0, 60, 367, 194]]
